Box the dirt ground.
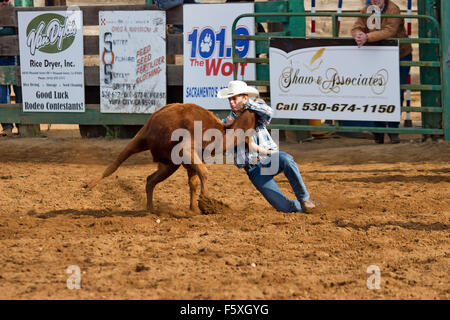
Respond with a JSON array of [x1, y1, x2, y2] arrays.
[[0, 125, 448, 300]]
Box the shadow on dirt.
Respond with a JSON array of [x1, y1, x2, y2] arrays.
[[28, 209, 149, 219], [28, 207, 195, 220], [309, 168, 450, 174], [334, 219, 449, 231], [337, 175, 450, 184]]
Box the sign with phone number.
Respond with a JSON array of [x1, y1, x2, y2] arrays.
[[99, 10, 166, 113], [277, 102, 397, 114], [269, 38, 401, 122]]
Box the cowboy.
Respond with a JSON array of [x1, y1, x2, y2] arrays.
[[218, 80, 316, 213]]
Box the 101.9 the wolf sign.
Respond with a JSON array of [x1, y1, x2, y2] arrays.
[[183, 3, 255, 110], [269, 38, 401, 122], [18, 10, 85, 112]]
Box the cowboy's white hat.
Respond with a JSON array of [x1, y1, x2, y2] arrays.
[[217, 80, 259, 99]]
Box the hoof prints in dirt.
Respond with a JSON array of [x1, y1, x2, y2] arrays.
[[135, 264, 150, 272], [198, 195, 231, 215], [28, 209, 149, 219]]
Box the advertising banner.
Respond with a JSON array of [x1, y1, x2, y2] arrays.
[[183, 3, 255, 110], [269, 38, 401, 122], [99, 10, 166, 113], [18, 10, 85, 112]]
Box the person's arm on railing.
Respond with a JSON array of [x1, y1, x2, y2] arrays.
[[351, 8, 368, 40]]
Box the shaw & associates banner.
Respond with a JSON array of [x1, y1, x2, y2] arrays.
[[269, 38, 401, 122]]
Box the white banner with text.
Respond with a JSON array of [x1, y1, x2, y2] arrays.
[[183, 3, 255, 110], [269, 38, 401, 122], [18, 10, 85, 112], [99, 10, 166, 113]]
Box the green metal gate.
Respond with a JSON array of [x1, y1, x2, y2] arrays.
[[231, 2, 449, 140]]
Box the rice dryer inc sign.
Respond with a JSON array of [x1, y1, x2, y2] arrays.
[[18, 10, 85, 112]]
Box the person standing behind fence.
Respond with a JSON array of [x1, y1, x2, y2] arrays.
[[0, 0, 17, 137], [351, 0, 412, 144]]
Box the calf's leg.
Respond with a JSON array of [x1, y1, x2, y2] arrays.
[[146, 163, 179, 211], [184, 165, 201, 212], [190, 149, 209, 197]]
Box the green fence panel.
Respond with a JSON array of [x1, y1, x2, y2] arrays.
[[256, 64, 269, 82], [419, 0, 442, 134], [0, 66, 18, 86], [255, 32, 285, 55], [441, 0, 450, 140], [254, 1, 288, 23]]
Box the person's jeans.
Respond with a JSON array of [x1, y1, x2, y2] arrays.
[[373, 53, 412, 140], [247, 152, 310, 213], [0, 56, 16, 131]]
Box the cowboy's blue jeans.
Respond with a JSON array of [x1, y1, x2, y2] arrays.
[[247, 152, 310, 213]]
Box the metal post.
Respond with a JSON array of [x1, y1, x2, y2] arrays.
[[287, 0, 310, 142], [404, 0, 413, 127], [418, 0, 442, 140], [441, 0, 450, 140], [14, 0, 34, 6], [332, 14, 338, 38], [14, 0, 41, 137], [287, 0, 305, 36], [311, 0, 316, 37], [337, 0, 343, 35]]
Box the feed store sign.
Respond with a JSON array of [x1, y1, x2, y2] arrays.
[[99, 10, 167, 113]]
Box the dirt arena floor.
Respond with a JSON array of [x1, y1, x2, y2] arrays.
[[0, 125, 448, 300]]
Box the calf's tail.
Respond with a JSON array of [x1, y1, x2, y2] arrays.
[[85, 128, 148, 189]]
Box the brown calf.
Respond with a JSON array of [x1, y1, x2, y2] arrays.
[[86, 103, 256, 212]]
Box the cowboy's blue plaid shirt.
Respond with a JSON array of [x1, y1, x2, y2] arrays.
[[222, 98, 279, 169]]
